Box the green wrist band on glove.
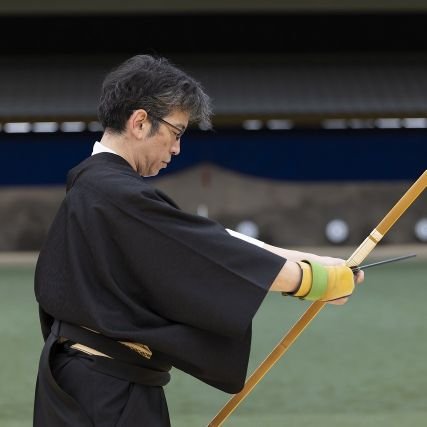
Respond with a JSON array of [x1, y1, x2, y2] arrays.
[[302, 260, 329, 301], [286, 260, 355, 302]]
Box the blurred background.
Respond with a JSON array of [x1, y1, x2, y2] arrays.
[[0, 1, 426, 426]]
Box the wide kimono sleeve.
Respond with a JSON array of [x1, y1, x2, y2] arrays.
[[103, 184, 286, 340]]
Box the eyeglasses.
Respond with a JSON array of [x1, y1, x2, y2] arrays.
[[149, 114, 185, 140]]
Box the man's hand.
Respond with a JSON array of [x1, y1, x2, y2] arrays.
[[285, 259, 364, 305], [313, 256, 364, 305], [270, 252, 364, 305]]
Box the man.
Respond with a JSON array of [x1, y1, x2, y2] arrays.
[[33, 54, 363, 426]]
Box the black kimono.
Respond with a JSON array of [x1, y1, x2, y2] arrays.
[[33, 153, 286, 426]]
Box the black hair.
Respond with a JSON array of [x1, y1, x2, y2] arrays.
[[97, 54, 212, 134]]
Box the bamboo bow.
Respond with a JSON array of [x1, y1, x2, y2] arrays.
[[208, 170, 427, 427]]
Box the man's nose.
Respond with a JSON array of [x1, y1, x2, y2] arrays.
[[171, 140, 181, 156]]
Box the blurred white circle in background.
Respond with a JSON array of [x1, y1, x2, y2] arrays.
[[196, 204, 209, 218], [236, 220, 260, 239], [414, 218, 427, 242], [325, 219, 349, 244]]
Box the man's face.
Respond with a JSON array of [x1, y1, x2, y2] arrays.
[[137, 110, 189, 177]]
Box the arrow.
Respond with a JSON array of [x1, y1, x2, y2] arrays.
[[352, 253, 417, 272]]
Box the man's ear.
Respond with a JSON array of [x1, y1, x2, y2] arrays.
[[129, 109, 148, 137]]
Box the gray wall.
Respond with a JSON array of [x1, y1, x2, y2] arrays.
[[1, 166, 424, 251]]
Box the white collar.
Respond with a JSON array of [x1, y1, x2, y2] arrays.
[[91, 141, 119, 156]]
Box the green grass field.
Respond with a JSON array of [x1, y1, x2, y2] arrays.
[[0, 260, 426, 426]]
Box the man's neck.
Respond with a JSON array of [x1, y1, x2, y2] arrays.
[[99, 132, 137, 172]]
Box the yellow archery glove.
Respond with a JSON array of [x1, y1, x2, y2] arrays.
[[288, 260, 355, 301]]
